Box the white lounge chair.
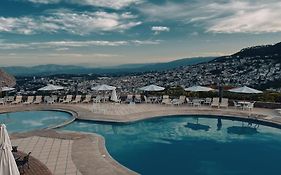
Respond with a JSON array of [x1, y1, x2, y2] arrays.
[[71, 95, 82, 103], [0, 98, 5, 105], [11, 96, 22, 105], [82, 95, 92, 103], [62, 95, 73, 103], [134, 95, 142, 103], [233, 101, 242, 109], [93, 95, 101, 103], [23, 96, 34, 105], [125, 95, 133, 103], [211, 97, 220, 108], [172, 96, 186, 105], [33, 96, 42, 104], [220, 98, 228, 108], [162, 95, 172, 105]]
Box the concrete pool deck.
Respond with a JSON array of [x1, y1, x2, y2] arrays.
[[1, 103, 281, 175]]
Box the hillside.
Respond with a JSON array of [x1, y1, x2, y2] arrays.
[[2, 57, 214, 76]]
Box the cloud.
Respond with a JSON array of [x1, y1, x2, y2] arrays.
[[0, 10, 141, 35], [139, 0, 281, 34], [26, 0, 142, 9], [151, 26, 170, 34], [0, 39, 160, 50]]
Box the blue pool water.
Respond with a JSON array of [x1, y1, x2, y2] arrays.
[[62, 116, 281, 175], [0, 110, 73, 133]]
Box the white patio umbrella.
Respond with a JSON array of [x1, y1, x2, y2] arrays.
[[1, 87, 15, 92], [185, 85, 214, 92], [139, 84, 165, 92], [0, 124, 20, 175], [110, 89, 119, 102], [92, 84, 116, 102], [228, 86, 263, 94], [38, 84, 64, 91], [91, 84, 116, 91]]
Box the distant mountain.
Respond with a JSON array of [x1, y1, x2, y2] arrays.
[[213, 42, 281, 62], [2, 57, 214, 76]]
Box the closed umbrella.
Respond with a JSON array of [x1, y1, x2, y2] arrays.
[[228, 86, 262, 94], [110, 89, 119, 102], [1, 87, 15, 92], [139, 84, 165, 92], [0, 124, 20, 175]]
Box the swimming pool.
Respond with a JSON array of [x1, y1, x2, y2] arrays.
[[62, 115, 281, 175], [0, 110, 73, 133]]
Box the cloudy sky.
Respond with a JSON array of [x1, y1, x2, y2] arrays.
[[1, 0, 281, 67]]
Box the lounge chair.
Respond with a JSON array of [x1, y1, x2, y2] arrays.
[[134, 95, 142, 103], [211, 97, 219, 108], [172, 96, 186, 105], [125, 95, 133, 103], [204, 98, 212, 105], [220, 98, 228, 108], [162, 95, 172, 105], [82, 95, 92, 103], [23, 96, 34, 105], [16, 152, 31, 173], [46, 96, 55, 104], [62, 95, 73, 103], [233, 101, 242, 109], [186, 97, 193, 106], [71, 95, 82, 103], [11, 96, 22, 105], [93, 95, 101, 103], [33, 96, 42, 104], [144, 96, 151, 103], [0, 98, 5, 105]]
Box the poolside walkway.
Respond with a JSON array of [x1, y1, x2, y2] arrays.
[[1, 103, 281, 175]]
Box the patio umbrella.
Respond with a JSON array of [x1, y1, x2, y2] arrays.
[[0, 87, 15, 98], [92, 84, 116, 102], [0, 124, 20, 175], [228, 86, 263, 94], [38, 84, 64, 91], [139, 84, 165, 91], [184, 85, 214, 92]]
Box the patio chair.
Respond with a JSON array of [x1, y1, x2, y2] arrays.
[[243, 102, 255, 111], [11, 96, 22, 105], [92, 95, 101, 103], [71, 95, 82, 103], [82, 95, 92, 103], [23, 96, 34, 105], [125, 95, 133, 103], [211, 97, 220, 108], [220, 98, 229, 108], [46, 97, 55, 104], [162, 95, 172, 105], [33, 96, 42, 104], [16, 152, 31, 173], [134, 95, 142, 103], [192, 99, 201, 107], [204, 98, 212, 105], [62, 95, 73, 103], [233, 101, 242, 109]]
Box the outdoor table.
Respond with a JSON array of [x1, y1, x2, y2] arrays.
[[148, 96, 159, 103], [238, 101, 251, 109]]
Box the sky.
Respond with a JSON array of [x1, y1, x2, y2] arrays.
[[0, 0, 281, 67]]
